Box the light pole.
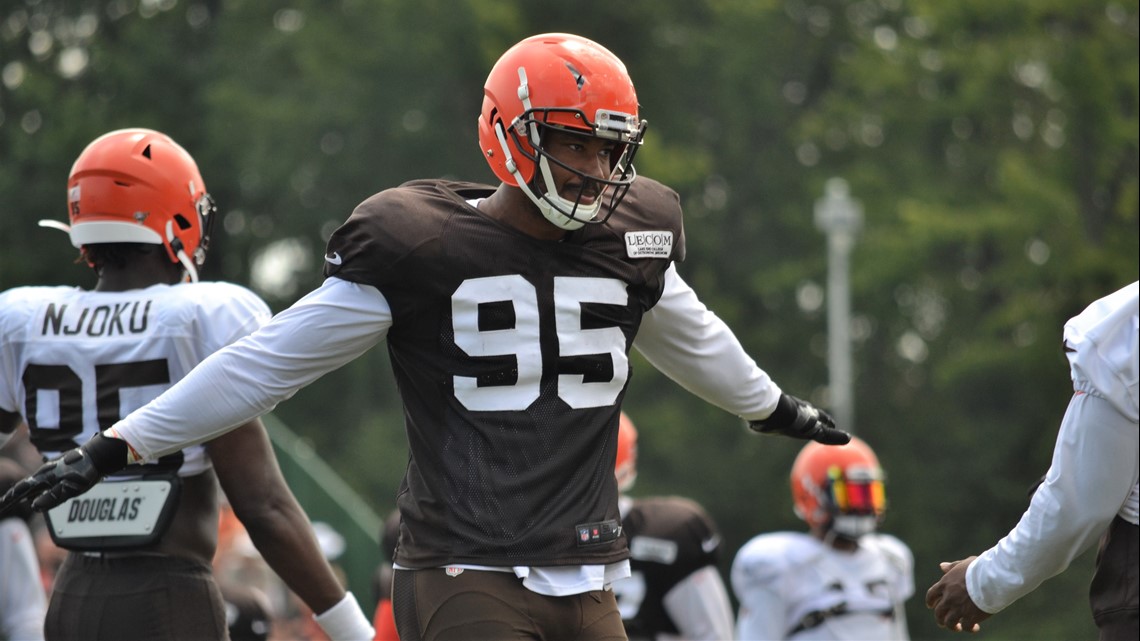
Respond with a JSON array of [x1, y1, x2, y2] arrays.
[[813, 178, 863, 433]]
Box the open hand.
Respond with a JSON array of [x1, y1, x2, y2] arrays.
[[925, 556, 989, 633]]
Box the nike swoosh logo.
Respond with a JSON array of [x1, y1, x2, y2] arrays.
[[325, 252, 343, 265]]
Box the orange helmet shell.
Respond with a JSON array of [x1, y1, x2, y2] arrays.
[[790, 436, 886, 532], [478, 33, 641, 186], [615, 411, 638, 493], [65, 128, 214, 279]]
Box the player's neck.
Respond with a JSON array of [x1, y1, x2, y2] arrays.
[[479, 184, 568, 241], [94, 261, 182, 292], [814, 527, 860, 552]]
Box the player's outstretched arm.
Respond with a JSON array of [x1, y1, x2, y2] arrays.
[[208, 419, 374, 641], [748, 394, 851, 445]]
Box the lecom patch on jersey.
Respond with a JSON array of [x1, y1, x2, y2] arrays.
[[624, 231, 673, 259]]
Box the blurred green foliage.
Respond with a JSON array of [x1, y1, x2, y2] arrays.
[[2, 1, 1136, 638]]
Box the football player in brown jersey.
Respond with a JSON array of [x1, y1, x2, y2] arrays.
[[3, 35, 848, 641], [611, 413, 735, 640]]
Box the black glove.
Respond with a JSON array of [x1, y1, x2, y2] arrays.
[[748, 394, 852, 445], [0, 432, 130, 516]]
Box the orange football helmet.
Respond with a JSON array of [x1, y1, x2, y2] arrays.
[[615, 411, 638, 493], [478, 33, 646, 230], [48, 128, 216, 282], [791, 436, 886, 539]]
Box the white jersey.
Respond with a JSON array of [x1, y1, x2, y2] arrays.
[[1065, 280, 1139, 522], [731, 531, 913, 641], [966, 280, 1139, 613], [1064, 281, 1139, 424], [0, 517, 46, 641], [0, 282, 270, 477]]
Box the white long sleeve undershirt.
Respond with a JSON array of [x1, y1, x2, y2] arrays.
[[115, 267, 782, 461], [966, 281, 1139, 614], [965, 390, 1138, 613], [634, 264, 782, 421], [113, 277, 391, 460]]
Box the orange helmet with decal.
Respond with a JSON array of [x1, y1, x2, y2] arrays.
[[791, 436, 886, 538], [51, 128, 216, 282], [477, 33, 646, 230]]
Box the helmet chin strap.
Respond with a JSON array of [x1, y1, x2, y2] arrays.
[[166, 220, 200, 283], [830, 514, 878, 539], [494, 123, 592, 231], [535, 155, 601, 223]]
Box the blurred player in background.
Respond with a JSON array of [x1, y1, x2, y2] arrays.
[[732, 437, 913, 640], [611, 412, 735, 640], [0, 457, 46, 641], [0, 129, 372, 640], [926, 281, 1138, 640], [220, 582, 274, 641]]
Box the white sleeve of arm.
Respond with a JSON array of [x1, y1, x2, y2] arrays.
[[112, 277, 392, 461], [633, 264, 782, 421], [966, 390, 1139, 613], [731, 545, 790, 641], [734, 582, 788, 641], [661, 565, 735, 641]]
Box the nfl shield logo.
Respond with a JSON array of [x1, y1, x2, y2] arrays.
[[445, 566, 464, 577]]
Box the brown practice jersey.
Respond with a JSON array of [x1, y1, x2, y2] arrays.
[[615, 496, 724, 638], [323, 178, 685, 568]]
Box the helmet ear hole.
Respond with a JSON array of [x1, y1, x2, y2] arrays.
[[173, 213, 193, 231]]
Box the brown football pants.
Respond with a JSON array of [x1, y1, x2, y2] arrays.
[[1090, 516, 1139, 641], [392, 567, 628, 641], [45, 553, 227, 641]]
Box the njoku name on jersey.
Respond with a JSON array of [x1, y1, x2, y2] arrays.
[[39, 300, 153, 337]]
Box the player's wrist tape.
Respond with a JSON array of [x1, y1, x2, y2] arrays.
[[313, 592, 375, 641]]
